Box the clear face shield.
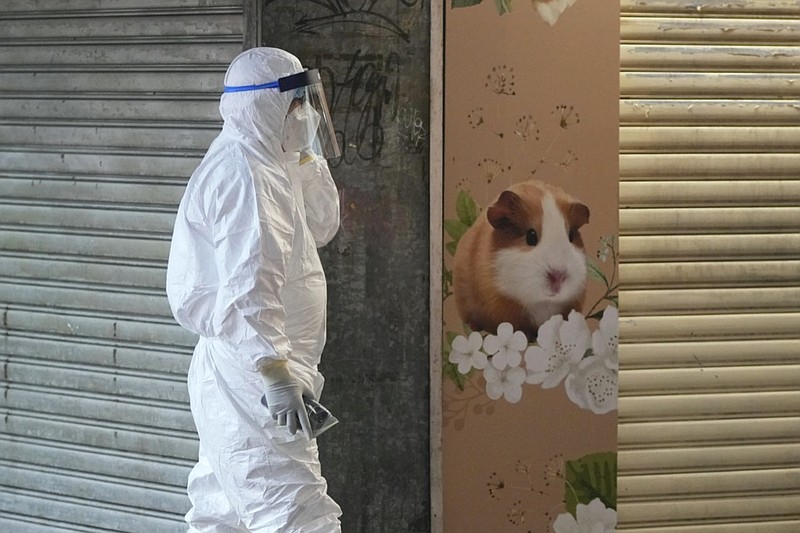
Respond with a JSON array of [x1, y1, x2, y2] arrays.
[[223, 69, 340, 162]]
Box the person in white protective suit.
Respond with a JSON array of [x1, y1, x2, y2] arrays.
[[166, 47, 343, 532]]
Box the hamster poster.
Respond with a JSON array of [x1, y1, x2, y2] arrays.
[[441, 1, 619, 531], [453, 179, 590, 339]]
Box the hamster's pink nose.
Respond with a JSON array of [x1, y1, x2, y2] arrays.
[[547, 270, 567, 293]]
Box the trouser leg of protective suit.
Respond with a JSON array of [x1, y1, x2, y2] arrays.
[[186, 344, 342, 532], [185, 444, 247, 532]]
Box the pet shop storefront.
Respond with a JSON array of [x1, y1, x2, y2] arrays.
[[432, 1, 799, 532]]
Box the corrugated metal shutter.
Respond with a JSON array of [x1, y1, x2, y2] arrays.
[[618, 1, 800, 531], [0, 1, 244, 530]]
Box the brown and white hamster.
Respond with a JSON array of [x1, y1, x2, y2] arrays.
[[453, 180, 590, 338]]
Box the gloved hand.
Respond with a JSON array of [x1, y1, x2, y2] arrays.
[[259, 361, 313, 439]]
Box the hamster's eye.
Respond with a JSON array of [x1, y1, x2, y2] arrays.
[[568, 229, 577, 243], [526, 229, 538, 246]]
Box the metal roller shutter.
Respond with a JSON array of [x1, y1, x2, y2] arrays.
[[0, 1, 244, 530], [619, 1, 800, 531]]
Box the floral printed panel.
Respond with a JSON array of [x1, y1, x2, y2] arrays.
[[443, 1, 619, 531]]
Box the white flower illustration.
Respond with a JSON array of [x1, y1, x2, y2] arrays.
[[565, 355, 618, 414], [449, 331, 488, 374], [535, 0, 578, 26], [484, 365, 526, 404], [483, 322, 528, 370], [592, 306, 619, 371], [553, 498, 617, 533], [524, 310, 591, 388]]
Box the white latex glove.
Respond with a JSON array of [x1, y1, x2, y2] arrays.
[[260, 361, 313, 439]]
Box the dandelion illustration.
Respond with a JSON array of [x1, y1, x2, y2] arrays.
[[543, 454, 566, 489], [507, 500, 527, 525], [558, 149, 578, 172], [479, 158, 511, 184], [487, 472, 505, 499], [486, 65, 516, 96], [554, 104, 580, 129], [468, 107, 485, 129], [514, 114, 540, 141]]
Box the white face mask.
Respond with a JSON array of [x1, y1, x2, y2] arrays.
[[281, 103, 321, 153]]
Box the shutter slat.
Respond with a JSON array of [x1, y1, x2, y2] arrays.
[[620, 100, 800, 125], [620, 391, 800, 420], [622, 16, 800, 44], [620, 126, 800, 153], [620, 339, 799, 368], [619, 418, 800, 447], [0, 123, 218, 151], [620, 153, 800, 179], [621, 207, 800, 232], [620, 468, 800, 499], [1, 255, 167, 289], [0, 70, 223, 93], [0, 176, 186, 207], [619, 313, 800, 342], [0, 204, 176, 234], [621, 182, 800, 206], [622, 44, 800, 71], [0, 489, 185, 533], [1, 336, 190, 375], [622, 287, 800, 314], [617, 495, 800, 529], [620, 443, 800, 473], [0, 435, 191, 486], [3, 308, 195, 348], [0, 462, 187, 514], [620, 234, 800, 261], [4, 389, 192, 432], [621, 366, 800, 394], [0, 97, 221, 122], [5, 357, 191, 402], [0, 229, 170, 261], [621, 0, 800, 17], [1, 411, 198, 459], [620, 261, 800, 288]]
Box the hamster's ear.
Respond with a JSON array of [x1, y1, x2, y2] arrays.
[[487, 190, 526, 235], [568, 202, 590, 230]]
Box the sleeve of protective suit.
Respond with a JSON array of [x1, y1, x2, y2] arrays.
[[207, 163, 294, 371], [293, 154, 340, 247]]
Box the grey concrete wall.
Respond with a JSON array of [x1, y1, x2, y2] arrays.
[[260, 2, 431, 532]]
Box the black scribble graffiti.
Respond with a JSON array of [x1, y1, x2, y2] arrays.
[[266, 0, 417, 42], [314, 50, 401, 163]]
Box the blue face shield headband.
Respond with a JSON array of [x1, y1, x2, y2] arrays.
[[223, 69, 319, 94], [223, 69, 341, 160]]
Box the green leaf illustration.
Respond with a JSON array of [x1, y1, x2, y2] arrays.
[[444, 219, 469, 243], [443, 360, 468, 390], [445, 241, 458, 257], [564, 452, 617, 516], [586, 258, 608, 286], [493, 0, 513, 15], [456, 189, 479, 227], [451, 0, 484, 8]]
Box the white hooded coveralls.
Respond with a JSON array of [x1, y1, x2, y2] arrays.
[[166, 48, 342, 532]]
